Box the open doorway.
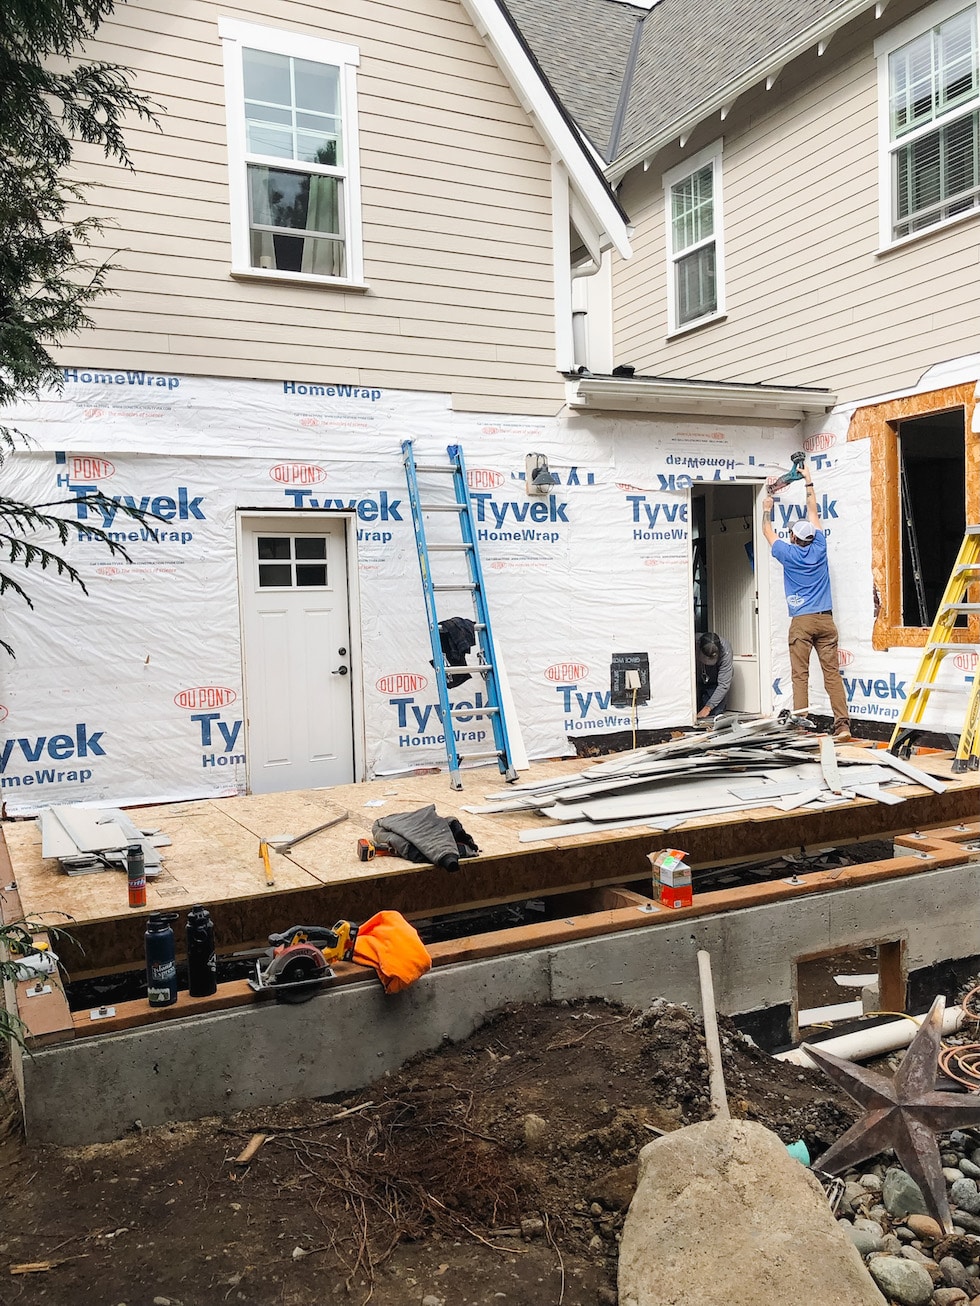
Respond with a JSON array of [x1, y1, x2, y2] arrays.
[[691, 482, 762, 713]]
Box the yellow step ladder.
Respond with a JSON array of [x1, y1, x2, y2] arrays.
[[888, 525, 980, 771]]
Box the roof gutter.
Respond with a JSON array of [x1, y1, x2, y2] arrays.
[[566, 375, 837, 420], [608, 0, 881, 183]]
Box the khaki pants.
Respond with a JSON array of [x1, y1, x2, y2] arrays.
[[788, 612, 849, 724]]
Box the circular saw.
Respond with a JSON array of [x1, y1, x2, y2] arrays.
[[248, 922, 357, 1004]]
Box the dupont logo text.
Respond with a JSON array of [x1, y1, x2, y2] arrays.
[[174, 687, 238, 710], [545, 662, 589, 683], [838, 649, 854, 667], [468, 469, 504, 490], [377, 673, 428, 694], [0, 706, 7, 723], [69, 456, 115, 481], [804, 432, 837, 453], [270, 463, 327, 486]]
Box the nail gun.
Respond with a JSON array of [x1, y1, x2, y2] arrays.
[[248, 921, 358, 1004], [766, 451, 806, 495]]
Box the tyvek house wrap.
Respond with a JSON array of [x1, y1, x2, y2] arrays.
[[0, 367, 970, 813]]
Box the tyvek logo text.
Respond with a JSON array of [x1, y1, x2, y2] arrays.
[[387, 694, 489, 749], [555, 683, 637, 732], [192, 713, 245, 769], [277, 490, 402, 546], [470, 492, 568, 545], [0, 722, 104, 789]]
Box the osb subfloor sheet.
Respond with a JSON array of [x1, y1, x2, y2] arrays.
[[2, 748, 975, 930]]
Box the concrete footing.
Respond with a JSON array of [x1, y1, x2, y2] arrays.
[[16, 845, 980, 1145]]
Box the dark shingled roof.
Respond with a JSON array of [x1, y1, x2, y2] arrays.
[[501, 0, 854, 164]]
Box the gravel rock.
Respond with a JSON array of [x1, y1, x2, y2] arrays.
[[946, 1168, 967, 1183], [867, 1255, 935, 1305], [952, 1180, 980, 1216], [847, 1221, 884, 1257], [883, 1169, 929, 1218], [860, 1173, 883, 1193], [962, 1160, 980, 1182], [932, 1290, 969, 1306], [906, 1214, 944, 1242], [523, 1114, 549, 1150], [942, 1257, 973, 1291]]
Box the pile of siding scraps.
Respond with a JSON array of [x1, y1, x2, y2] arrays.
[[461, 716, 946, 843], [39, 805, 170, 876]]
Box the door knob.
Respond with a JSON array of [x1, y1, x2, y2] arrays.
[[332, 665, 349, 676]]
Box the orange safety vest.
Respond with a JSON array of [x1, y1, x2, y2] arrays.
[[351, 911, 432, 994]]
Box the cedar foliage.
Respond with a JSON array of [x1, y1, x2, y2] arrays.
[[0, 2, 156, 652]]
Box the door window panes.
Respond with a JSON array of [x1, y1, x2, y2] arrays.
[[257, 536, 329, 588]]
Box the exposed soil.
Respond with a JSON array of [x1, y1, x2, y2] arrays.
[[0, 999, 858, 1306]]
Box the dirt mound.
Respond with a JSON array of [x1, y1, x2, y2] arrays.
[[0, 999, 857, 1305]]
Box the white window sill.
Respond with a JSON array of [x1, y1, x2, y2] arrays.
[[667, 311, 727, 341], [230, 267, 369, 291], [877, 204, 980, 255]]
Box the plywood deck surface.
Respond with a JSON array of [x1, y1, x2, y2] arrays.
[[3, 748, 976, 932]]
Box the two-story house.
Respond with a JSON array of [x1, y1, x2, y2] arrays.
[[506, 0, 979, 738]]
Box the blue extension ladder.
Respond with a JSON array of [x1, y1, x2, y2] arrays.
[[402, 440, 518, 790]]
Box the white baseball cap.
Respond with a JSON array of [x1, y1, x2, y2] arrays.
[[791, 520, 816, 542]]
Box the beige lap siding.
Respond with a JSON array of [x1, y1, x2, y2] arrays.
[[56, 0, 562, 415]]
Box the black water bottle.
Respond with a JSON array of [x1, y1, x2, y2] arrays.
[[186, 905, 217, 997], [145, 912, 179, 1007]]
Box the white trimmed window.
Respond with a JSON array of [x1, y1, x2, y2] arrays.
[[664, 141, 725, 335], [876, 1, 980, 245], [219, 19, 363, 285]]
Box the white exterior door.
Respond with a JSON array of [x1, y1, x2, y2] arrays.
[[239, 516, 354, 793]]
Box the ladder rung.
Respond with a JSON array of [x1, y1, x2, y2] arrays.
[[414, 464, 458, 473], [445, 664, 492, 674], [448, 704, 499, 716], [456, 749, 505, 761], [428, 542, 472, 552], [433, 582, 477, 592], [910, 683, 959, 694], [942, 604, 980, 613], [419, 503, 465, 512], [925, 643, 972, 651]]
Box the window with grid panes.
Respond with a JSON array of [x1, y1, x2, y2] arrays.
[[220, 19, 363, 284], [885, 4, 980, 240], [664, 142, 723, 333]]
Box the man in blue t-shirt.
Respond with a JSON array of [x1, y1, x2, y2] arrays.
[[762, 464, 850, 740]]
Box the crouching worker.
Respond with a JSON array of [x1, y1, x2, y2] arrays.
[[696, 631, 733, 721]]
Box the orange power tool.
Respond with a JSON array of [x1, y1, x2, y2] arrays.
[[357, 837, 394, 861]]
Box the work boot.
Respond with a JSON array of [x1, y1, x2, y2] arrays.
[[833, 720, 852, 741]]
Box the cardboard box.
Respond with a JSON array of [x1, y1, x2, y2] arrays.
[[648, 847, 693, 909]]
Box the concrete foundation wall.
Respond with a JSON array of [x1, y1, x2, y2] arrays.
[[21, 857, 980, 1145]]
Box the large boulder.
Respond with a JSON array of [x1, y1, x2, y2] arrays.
[[619, 1119, 885, 1306]]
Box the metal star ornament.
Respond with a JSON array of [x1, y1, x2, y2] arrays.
[[804, 996, 980, 1232]]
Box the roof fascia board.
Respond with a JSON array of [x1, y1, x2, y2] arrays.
[[610, 0, 878, 182], [567, 376, 837, 420], [461, 0, 632, 258]]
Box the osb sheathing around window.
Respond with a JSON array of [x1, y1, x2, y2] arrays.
[[847, 381, 979, 652]]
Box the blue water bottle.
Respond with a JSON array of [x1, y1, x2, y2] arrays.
[[145, 912, 179, 1007]]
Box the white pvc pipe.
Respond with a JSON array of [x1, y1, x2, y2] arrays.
[[775, 1006, 965, 1069], [697, 949, 730, 1120]]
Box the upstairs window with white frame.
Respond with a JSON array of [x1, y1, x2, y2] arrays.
[[877, 2, 980, 244], [664, 142, 724, 334], [219, 19, 363, 284]]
